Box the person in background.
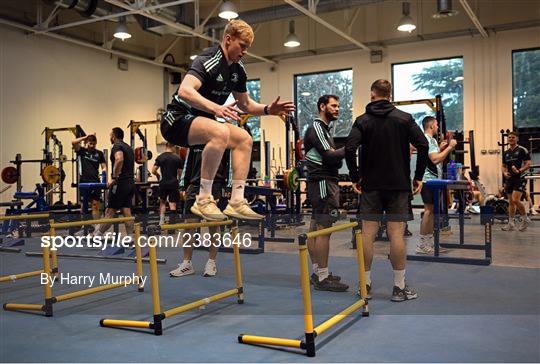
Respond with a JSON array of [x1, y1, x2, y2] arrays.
[[152, 143, 183, 225]]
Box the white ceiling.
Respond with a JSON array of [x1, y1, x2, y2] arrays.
[[1, 0, 538, 71]]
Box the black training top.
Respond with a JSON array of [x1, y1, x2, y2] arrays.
[[503, 145, 531, 178], [345, 100, 428, 191], [167, 44, 248, 119], [179, 146, 231, 189], [155, 152, 183, 189], [76, 147, 105, 183], [110, 140, 134, 182], [303, 118, 345, 182]]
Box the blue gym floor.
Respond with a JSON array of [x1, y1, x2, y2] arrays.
[[0, 237, 539, 362]]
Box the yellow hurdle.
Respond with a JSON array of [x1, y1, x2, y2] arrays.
[[238, 221, 369, 357], [0, 213, 50, 284], [100, 219, 244, 335], [3, 219, 143, 316], [50, 216, 134, 229], [0, 213, 49, 221], [0, 270, 43, 283]]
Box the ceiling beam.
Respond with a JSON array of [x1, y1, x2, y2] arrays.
[[34, 0, 194, 35], [105, 0, 276, 64], [196, 0, 222, 33], [0, 18, 185, 72], [347, 7, 362, 35], [38, 2, 63, 29], [459, 0, 488, 38], [283, 0, 371, 51], [155, 37, 181, 62]]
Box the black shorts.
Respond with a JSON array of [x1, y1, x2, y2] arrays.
[[107, 181, 134, 209], [421, 186, 435, 205], [159, 186, 180, 203], [80, 188, 101, 202], [160, 109, 197, 147], [307, 180, 340, 227], [504, 177, 526, 194], [360, 190, 412, 222], [184, 183, 227, 216]]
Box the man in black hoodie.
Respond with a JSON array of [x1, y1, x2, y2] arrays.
[[345, 79, 428, 302]]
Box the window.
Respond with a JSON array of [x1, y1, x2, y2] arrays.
[[221, 79, 261, 141], [246, 79, 261, 141], [392, 57, 464, 131], [294, 69, 353, 138], [513, 48, 540, 128]]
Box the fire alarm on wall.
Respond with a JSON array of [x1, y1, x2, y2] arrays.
[[118, 57, 128, 71], [370, 50, 383, 63]]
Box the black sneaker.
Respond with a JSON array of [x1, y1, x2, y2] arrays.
[[329, 273, 341, 281], [391, 285, 418, 302], [314, 277, 349, 292], [357, 284, 371, 300], [310, 273, 341, 285]]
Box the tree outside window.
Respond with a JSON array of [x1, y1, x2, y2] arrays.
[[295, 69, 353, 138], [513, 48, 540, 128], [393, 57, 464, 131]]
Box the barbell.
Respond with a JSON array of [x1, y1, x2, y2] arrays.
[[134, 147, 153, 164], [2, 165, 65, 185], [247, 168, 301, 192]]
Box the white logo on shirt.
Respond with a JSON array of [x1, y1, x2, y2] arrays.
[[231, 73, 238, 82]]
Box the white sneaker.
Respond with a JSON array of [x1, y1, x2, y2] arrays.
[[415, 244, 434, 255], [169, 261, 195, 277], [191, 197, 227, 221], [203, 259, 217, 277], [531, 209, 538, 216], [501, 222, 515, 231], [223, 199, 264, 220], [440, 226, 453, 236], [518, 218, 530, 232], [74, 229, 88, 237]]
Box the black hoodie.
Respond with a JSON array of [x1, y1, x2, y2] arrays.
[[345, 100, 428, 192]]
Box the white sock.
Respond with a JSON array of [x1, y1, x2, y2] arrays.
[[183, 259, 192, 266], [312, 263, 318, 274], [159, 214, 165, 224], [207, 258, 215, 264], [393, 269, 406, 289], [419, 234, 428, 246], [318, 267, 329, 282], [231, 180, 246, 203], [365, 270, 371, 286], [198, 179, 213, 199]]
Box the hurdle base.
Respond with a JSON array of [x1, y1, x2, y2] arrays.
[[238, 298, 367, 357], [101, 287, 242, 335], [3, 302, 46, 314], [238, 334, 305, 349]]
